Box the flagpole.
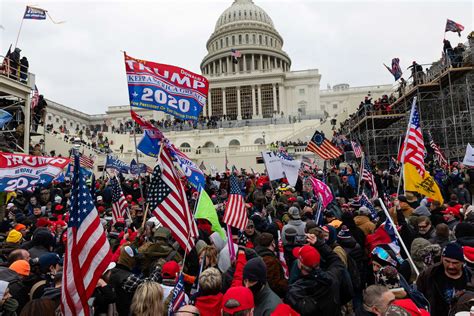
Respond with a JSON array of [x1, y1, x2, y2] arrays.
[[14, 13, 25, 49], [378, 198, 419, 277], [397, 97, 417, 195], [357, 152, 364, 196]]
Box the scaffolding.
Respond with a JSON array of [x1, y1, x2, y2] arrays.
[[340, 48, 474, 167]]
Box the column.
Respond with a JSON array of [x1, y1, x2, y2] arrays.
[[259, 55, 263, 70], [207, 90, 212, 116], [268, 55, 271, 69], [257, 85, 263, 118], [251, 85, 257, 118], [219, 58, 223, 74], [226, 57, 230, 74], [243, 55, 247, 72], [278, 84, 285, 116], [251, 54, 255, 71], [272, 83, 278, 114], [222, 88, 227, 115], [237, 86, 242, 120]]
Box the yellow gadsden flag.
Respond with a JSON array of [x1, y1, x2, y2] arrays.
[[404, 163, 443, 203]]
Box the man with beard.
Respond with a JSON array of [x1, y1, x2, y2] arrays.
[[417, 242, 474, 316]]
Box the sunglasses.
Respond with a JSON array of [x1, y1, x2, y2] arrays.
[[371, 247, 398, 267]]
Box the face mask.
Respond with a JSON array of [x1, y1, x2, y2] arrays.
[[249, 281, 264, 297], [453, 170, 458, 175]]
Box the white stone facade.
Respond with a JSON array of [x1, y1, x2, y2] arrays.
[[43, 0, 392, 154]]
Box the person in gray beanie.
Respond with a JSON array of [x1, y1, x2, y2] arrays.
[[243, 257, 281, 316], [281, 206, 306, 246]]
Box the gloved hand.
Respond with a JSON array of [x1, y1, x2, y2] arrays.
[[3, 297, 19, 312]]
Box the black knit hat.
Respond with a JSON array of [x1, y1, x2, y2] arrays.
[[243, 257, 267, 283]]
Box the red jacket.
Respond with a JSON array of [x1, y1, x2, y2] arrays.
[[195, 293, 224, 316]]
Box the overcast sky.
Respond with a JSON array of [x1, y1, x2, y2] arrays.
[[1, 0, 472, 114]]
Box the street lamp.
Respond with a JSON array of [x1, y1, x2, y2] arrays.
[[262, 131, 266, 144]]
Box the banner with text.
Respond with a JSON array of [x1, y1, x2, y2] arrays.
[[0, 153, 70, 192], [125, 53, 209, 121]]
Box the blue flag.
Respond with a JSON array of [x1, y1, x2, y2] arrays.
[[168, 145, 205, 190], [23, 6, 47, 19], [168, 274, 186, 315], [130, 159, 147, 175], [0, 109, 12, 128], [137, 130, 161, 157], [105, 155, 130, 174], [359, 193, 379, 220]]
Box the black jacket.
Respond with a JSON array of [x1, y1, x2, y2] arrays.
[[286, 243, 345, 315], [109, 264, 133, 316]]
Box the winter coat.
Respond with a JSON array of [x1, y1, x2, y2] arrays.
[[109, 263, 134, 316], [354, 215, 375, 236], [253, 284, 281, 316], [92, 285, 116, 316], [416, 262, 474, 316], [255, 246, 288, 297], [281, 220, 306, 245], [286, 243, 345, 316], [195, 293, 223, 316]]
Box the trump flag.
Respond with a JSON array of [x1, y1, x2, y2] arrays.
[[125, 53, 209, 121]]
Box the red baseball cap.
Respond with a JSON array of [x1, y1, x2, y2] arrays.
[[271, 303, 300, 316], [161, 261, 180, 279], [292, 245, 321, 268], [222, 286, 254, 314]]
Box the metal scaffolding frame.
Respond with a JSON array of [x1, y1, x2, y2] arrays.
[[342, 66, 474, 167]]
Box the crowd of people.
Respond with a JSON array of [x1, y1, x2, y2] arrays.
[[0, 154, 473, 316]]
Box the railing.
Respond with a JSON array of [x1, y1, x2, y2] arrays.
[[338, 107, 406, 134], [0, 54, 31, 86]]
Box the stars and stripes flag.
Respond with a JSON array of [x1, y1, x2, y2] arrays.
[[130, 109, 164, 137], [362, 157, 378, 199], [223, 175, 248, 230], [445, 19, 464, 36], [306, 131, 343, 160], [149, 147, 198, 253], [400, 98, 426, 176], [30, 85, 39, 109], [428, 131, 448, 169], [351, 141, 363, 158], [231, 49, 242, 64], [110, 176, 128, 223], [79, 155, 95, 169], [359, 193, 379, 220], [61, 156, 111, 316]]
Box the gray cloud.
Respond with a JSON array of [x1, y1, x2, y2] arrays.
[[1, 0, 471, 114]]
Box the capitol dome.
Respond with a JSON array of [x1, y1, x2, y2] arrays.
[[201, 0, 291, 76]]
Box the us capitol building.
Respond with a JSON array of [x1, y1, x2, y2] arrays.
[[42, 0, 391, 171]]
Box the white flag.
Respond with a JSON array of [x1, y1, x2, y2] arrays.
[[262, 151, 285, 181], [280, 158, 301, 187], [462, 143, 474, 166]]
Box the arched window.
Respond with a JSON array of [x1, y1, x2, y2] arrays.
[[239, 35, 242, 44], [229, 139, 240, 147], [254, 138, 265, 145], [180, 142, 191, 148], [232, 36, 235, 46], [226, 37, 229, 46], [246, 34, 249, 43], [252, 34, 256, 43], [203, 141, 215, 148], [259, 35, 262, 44], [220, 38, 223, 48]]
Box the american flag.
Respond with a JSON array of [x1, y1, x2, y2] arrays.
[[428, 131, 448, 169], [231, 48, 242, 58], [362, 157, 378, 199], [168, 274, 186, 315], [223, 175, 248, 230], [110, 176, 128, 223], [351, 141, 363, 158], [306, 131, 343, 160], [445, 19, 464, 36], [400, 98, 425, 176], [30, 85, 39, 109], [278, 233, 289, 279], [79, 155, 95, 169], [130, 110, 164, 137], [149, 147, 198, 253], [359, 193, 378, 220], [61, 156, 111, 316]]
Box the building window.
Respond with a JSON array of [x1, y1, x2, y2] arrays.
[[48, 115, 52, 121], [259, 35, 262, 44], [211, 88, 223, 117], [261, 84, 274, 118], [333, 104, 338, 109], [299, 89, 305, 95], [56, 118, 59, 123], [238, 34, 242, 44], [265, 36, 268, 45], [245, 34, 249, 43], [253, 34, 256, 43], [226, 37, 229, 46], [240, 86, 252, 119], [270, 38, 273, 46], [232, 36, 235, 46], [220, 38, 223, 48], [225, 87, 238, 120]]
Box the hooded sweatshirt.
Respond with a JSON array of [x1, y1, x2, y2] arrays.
[[354, 215, 375, 236], [195, 293, 224, 316]]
